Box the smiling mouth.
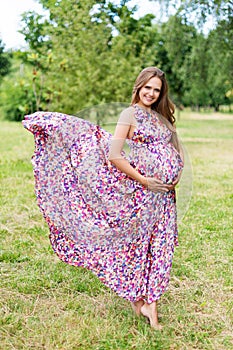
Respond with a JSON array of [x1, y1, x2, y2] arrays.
[[144, 96, 154, 102]]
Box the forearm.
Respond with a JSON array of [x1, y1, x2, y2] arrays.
[[110, 157, 176, 193], [110, 158, 147, 186]]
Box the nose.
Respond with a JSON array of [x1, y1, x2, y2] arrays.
[[148, 89, 154, 97]]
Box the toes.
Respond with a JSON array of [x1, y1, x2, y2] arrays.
[[141, 304, 162, 330]]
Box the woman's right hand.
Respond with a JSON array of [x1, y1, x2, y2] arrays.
[[144, 177, 173, 193]]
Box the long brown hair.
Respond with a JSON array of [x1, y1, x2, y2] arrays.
[[131, 66, 175, 125], [131, 67, 180, 151]]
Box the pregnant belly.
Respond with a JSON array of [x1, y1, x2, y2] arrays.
[[130, 144, 183, 184], [156, 151, 183, 183]]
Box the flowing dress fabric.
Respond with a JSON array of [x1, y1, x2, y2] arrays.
[[23, 105, 183, 303]]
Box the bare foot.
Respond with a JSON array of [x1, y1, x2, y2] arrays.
[[141, 302, 162, 330], [130, 300, 144, 316]]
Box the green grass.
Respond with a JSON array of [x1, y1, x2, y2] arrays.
[[1, 111, 233, 349]]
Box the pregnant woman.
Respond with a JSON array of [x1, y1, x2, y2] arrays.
[[23, 67, 184, 329]]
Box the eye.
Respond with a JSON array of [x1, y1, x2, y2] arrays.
[[154, 88, 161, 92]]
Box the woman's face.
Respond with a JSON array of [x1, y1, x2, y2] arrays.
[[138, 76, 162, 109]]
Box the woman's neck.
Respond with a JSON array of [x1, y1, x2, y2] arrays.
[[135, 103, 152, 113]]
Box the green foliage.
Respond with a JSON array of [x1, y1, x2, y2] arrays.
[[160, 15, 198, 106], [0, 39, 11, 82], [14, 0, 164, 116], [0, 0, 232, 120], [183, 34, 210, 107], [19, 11, 51, 51], [0, 56, 36, 121], [149, 0, 232, 109], [206, 18, 233, 110], [151, 0, 232, 23]]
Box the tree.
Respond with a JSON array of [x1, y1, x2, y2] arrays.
[[150, 0, 233, 109], [182, 34, 209, 109], [0, 39, 11, 82], [18, 1, 113, 113], [18, 0, 163, 116], [4, 0, 231, 121], [20, 11, 51, 52], [106, 10, 161, 103], [0, 52, 37, 121], [149, 0, 232, 24], [206, 18, 233, 110], [159, 15, 198, 107]]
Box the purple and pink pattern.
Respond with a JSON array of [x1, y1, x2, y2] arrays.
[[23, 105, 183, 303]]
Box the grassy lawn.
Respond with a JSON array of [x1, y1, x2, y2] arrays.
[[0, 111, 232, 349]]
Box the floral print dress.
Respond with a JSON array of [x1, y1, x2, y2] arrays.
[[23, 104, 183, 303]]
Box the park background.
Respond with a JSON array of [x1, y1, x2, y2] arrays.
[[0, 0, 232, 349]]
